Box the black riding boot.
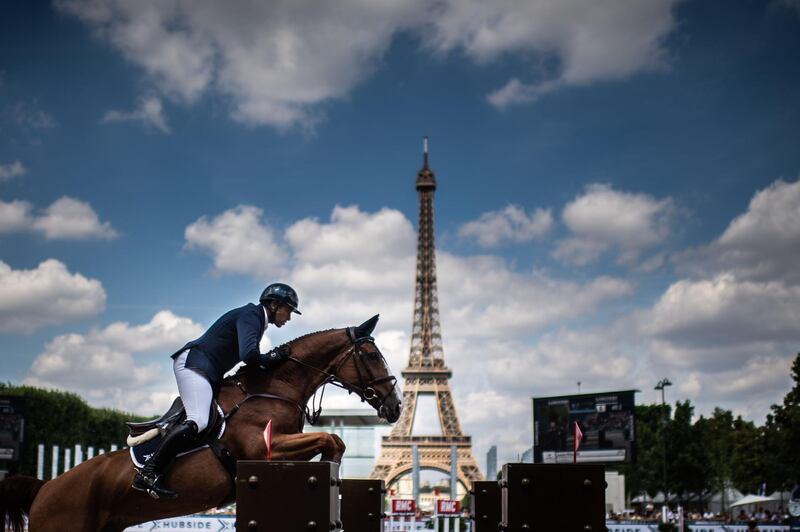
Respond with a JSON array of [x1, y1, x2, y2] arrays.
[[132, 419, 198, 499]]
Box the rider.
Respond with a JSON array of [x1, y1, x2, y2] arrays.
[[132, 283, 302, 499]]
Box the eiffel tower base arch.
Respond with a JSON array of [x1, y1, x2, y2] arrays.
[[371, 440, 483, 493]]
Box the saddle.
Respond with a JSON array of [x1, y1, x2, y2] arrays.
[[125, 397, 228, 469]]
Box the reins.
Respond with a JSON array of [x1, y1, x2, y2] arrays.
[[223, 329, 397, 431]]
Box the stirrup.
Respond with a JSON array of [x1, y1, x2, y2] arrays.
[[132, 471, 177, 499]]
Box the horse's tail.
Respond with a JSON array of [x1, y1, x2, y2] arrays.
[[1, 475, 46, 532]]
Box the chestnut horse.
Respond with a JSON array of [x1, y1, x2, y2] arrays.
[[1, 316, 401, 532]]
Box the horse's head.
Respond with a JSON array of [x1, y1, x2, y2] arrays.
[[332, 315, 402, 423]]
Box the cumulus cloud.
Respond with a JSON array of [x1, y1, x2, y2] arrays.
[[32, 196, 119, 239], [24, 310, 204, 412], [642, 274, 800, 350], [426, 0, 679, 108], [458, 205, 553, 247], [0, 160, 27, 182], [55, 0, 680, 128], [185, 205, 289, 278], [0, 259, 106, 333], [0, 196, 118, 239], [101, 95, 170, 133], [553, 183, 673, 267], [679, 179, 800, 284], [0, 199, 33, 233], [625, 178, 800, 424], [277, 205, 630, 340]]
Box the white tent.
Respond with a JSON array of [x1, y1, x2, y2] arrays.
[[708, 486, 744, 513], [730, 494, 777, 508]]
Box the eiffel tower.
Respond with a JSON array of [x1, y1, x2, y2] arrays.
[[370, 138, 483, 492]]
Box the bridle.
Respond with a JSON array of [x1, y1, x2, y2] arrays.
[[286, 327, 398, 422], [226, 329, 397, 429]]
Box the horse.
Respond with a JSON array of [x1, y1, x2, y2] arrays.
[[1, 315, 401, 532]]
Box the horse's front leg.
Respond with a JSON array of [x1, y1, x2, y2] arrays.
[[272, 432, 347, 463]]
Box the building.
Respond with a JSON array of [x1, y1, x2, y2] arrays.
[[306, 409, 388, 478], [486, 446, 497, 480]]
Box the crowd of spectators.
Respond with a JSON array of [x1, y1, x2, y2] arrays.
[[607, 505, 790, 525]]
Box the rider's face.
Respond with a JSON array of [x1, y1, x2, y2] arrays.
[[272, 304, 293, 327]]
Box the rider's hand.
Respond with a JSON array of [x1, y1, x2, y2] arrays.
[[260, 345, 290, 369]]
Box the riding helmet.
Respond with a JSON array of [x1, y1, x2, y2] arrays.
[[260, 283, 302, 314]]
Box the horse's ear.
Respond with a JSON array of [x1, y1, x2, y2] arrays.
[[354, 314, 379, 338]]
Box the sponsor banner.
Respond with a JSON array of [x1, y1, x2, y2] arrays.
[[123, 517, 789, 532], [391, 499, 416, 514], [607, 522, 788, 532], [124, 516, 235, 531], [436, 499, 460, 515]]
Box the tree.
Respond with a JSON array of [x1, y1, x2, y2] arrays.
[[620, 404, 665, 498], [0, 384, 146, 476], [665, 401, 710, 503], [766, 352, 800, 490]]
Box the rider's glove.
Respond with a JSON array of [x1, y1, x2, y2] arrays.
[[259, 345, 290, 370]]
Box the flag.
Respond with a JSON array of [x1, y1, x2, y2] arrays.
[[263, 419, 273, 461], [573, 421, 583, 464]]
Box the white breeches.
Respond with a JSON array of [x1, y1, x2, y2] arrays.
[[173, 351, 213, 432]]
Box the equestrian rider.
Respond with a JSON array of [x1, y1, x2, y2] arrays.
[[132, 283, 302, 499]]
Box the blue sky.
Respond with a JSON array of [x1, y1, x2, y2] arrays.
[[1, 0, 799, 466]]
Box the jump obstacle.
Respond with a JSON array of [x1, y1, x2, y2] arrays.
[[234, 461, 606, 532]]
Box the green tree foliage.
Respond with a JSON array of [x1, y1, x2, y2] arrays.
[[622, 354, 800, 505], [665, 401, 709, 502], [765, 352, 800, 490], [0, 383, 146, 476], [620, 404, 666, 497]]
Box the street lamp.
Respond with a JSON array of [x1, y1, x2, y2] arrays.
[[654, 378, 673, 513]]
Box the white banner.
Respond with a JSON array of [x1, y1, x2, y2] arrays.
[[125, 517, 788, 532], [124, 516, 235, 531], [607, 522, 788, 532]]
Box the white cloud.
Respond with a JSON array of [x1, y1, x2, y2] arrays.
[[55, 0, 423, 129], [0, 199, 33, 233], [458, 204, 553, 247], [185, 205, 289, 278], [101, 95, 170, 133], [680, 179, 800, 284], [287, 205, 416, 266], [427, 0, 679, 108], [32, 196, 119, 240], [0, 160, 27, 182], [56, 0, 680, 128], [643, 274, 800, 350], [24, 310, 204, 412], [0, 259, 106, 333], [553, 183, 673, 266], [438, 254, 632, 338], [0, 196, 118, 240]]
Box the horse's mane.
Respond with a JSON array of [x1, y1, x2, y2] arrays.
[[224, 327, 343, 383]]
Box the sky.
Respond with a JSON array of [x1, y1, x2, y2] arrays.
[[1, 0, 799, 469]]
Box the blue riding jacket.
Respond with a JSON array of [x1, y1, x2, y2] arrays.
[[172, 303, 267, 385]]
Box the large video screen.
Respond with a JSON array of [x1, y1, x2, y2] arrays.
[[533, 390, 636, 464], [0, 396, 25, 462]]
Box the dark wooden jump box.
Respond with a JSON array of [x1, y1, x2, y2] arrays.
[[236, 461, 385, 532], [473, 463, 606, 531]]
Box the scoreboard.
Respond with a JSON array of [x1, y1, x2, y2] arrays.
[[533, 390, 636, 464]]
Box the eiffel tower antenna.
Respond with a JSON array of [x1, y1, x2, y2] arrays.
[[371, 137, 483, 493]]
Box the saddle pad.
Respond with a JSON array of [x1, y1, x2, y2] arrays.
[[129, 404, 226, 469]]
